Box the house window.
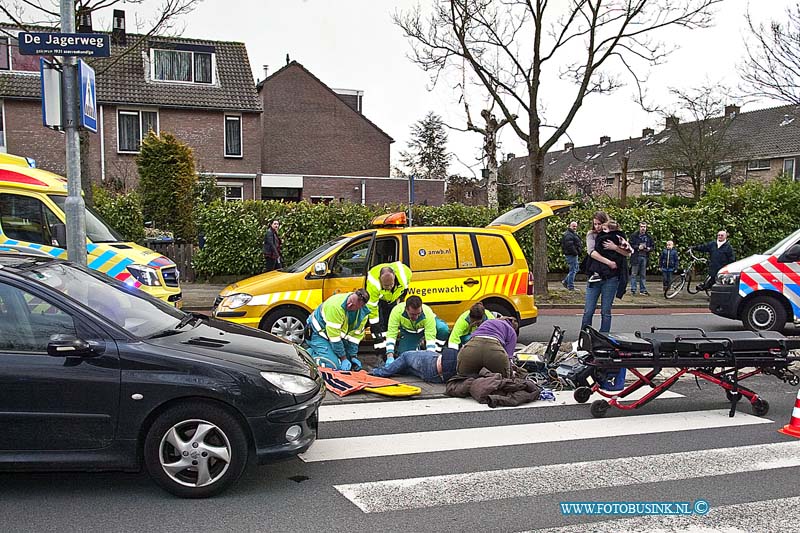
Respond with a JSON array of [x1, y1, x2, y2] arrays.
[[0, 37, 9, 70], [218, 184, 243, 202], [605, 176, 615, 186], [310, 196, 334, 204], [784, 158, 796, 180], [748, 159, 771, 171], [224, 115, 242, 157], [0, 101, 5, 152], [151, 48, 214, 84], [118, 110, 158, 153], [642, 170, 663, 196]]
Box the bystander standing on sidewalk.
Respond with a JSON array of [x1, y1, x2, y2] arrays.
[[659, 240, 679, 291], [560, 221, 582, 291], [629, 221, 654, 295], [263, 219, 282, 272]]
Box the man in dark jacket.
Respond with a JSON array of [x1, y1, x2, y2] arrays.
[[628, 221, 655, 295], [693, 230, 736, 290], [560, 221, 582, 291]]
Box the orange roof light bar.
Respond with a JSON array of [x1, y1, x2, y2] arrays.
[[371, 212, 408, 227]]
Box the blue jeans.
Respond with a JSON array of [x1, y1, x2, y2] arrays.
[[630, 255, 648, 293], [581, 276, 620, 333], [563, 255, 579, 289], [371, 350, 442, 383], [662, 270, 674, 288]]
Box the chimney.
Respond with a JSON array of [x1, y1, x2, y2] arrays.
[[564, 142, 574, 151], [642, 127, 654, 138], [263, 65, 269, 79], [665, 116, 679, 129], [111, 10, 126, 45], [599, 135, 611, 145], [725, 104, 740, 118], [77, 7, 93, 33]]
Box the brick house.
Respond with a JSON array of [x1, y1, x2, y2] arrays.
[[0, 19, 262, 200], [257, 61, 445, 205], [505, 103, 800, 199]]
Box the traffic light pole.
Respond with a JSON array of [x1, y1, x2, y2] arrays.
[[60, 0, 88, 265]]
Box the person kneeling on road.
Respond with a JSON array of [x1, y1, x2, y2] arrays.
[[306, 289, 370, 371], [370, 347, 458, 384], [384, 295, 449, 365], [456, 316, 519, 378], [448, 302, 494, 351]]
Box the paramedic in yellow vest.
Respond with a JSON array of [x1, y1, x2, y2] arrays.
[[384, 295, 449, 365], [306, 289, 370, 371], [366, 261, 412, 357], [447, 302, 495, 351]]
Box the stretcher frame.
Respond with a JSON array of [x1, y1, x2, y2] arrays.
[[571, 326, 800, 418]]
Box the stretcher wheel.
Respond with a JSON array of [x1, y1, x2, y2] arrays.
[[574, 387, 592, 404], [590, 399, 609, 418], [751, 398, 769, 417]]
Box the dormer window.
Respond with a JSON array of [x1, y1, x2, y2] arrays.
[[150, 44, 214, 84]]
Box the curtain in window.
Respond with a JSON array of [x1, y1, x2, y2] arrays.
[[142, 111, 158, 138], [194, 53, 212, 83], [225, 116, 242, 156], [119, 112, 140, 152], [154, 50, 191, 82]]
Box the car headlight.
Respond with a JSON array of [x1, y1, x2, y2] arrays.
[[716, 273, 740, 286], [126, 264, 161, 286], [260, 372, 317, 394], [224, 293, 253, 309]]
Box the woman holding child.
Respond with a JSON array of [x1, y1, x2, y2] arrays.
[[580, 211, 632, 333]]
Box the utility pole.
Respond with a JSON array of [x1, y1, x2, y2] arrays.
[[60, 0, 88, 265]]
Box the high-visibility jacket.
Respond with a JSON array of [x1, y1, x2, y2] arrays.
[[386, 302, 438, 354], [365, 262, 412, 325], [309, 293, 370, 359], [447, 308, 494, 350]]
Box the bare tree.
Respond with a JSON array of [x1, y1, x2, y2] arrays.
[[740, 4, 800, 105], [563, 165, 605, 198], [651, 85, 742, 199], [395, 0, 722, 295], [464, 104, 514, 209]]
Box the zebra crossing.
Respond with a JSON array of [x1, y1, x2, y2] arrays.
[[303, 386, 800, 531]]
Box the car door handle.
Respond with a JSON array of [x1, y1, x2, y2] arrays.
[[463, 278, 480, 286]]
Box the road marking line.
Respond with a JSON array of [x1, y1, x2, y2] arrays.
[[319, 390, 684, 422], [301, 409, 770, 463], [335, 440, 800, 514]]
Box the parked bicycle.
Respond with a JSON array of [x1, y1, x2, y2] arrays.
[[664, 248, 711, 299]]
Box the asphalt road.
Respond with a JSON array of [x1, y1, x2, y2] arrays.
[[2, 310, 799, 532]]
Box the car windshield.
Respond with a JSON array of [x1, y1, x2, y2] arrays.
[[283, 236, 352, 273], [21, 261, 185, 337], [763, 228, 800, 255], [48, 195, 124, 243]]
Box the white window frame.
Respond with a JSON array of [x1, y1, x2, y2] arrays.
[[224, 114, 242, 158], [150, 48, 216, 85], [784, 158, 796, 180], [217, 183, 243, 202], [117, 109, 159, 154], [642, 170, 664, 196], [747, 159, 771, 171]]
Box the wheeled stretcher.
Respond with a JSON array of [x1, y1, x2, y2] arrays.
[[571, 327, 800, 418]]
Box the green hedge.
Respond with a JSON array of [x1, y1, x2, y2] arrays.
[[94, 178, 800, 278], [92, 187, 145, 243]]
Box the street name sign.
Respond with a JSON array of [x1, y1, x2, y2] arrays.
[[19, 32, 110, 57]]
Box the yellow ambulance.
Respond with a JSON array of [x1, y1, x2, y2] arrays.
[[0, 160, 182, 306], [213, 200, 572, 342]]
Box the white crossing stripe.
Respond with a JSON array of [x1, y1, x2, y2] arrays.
[[301, 409, 770, 462], [319, 389, 684, 422], [531, 495, 800, 533], [335, 440, 800, 514]]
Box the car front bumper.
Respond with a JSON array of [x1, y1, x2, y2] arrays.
[[249, 386, 325, 464], [709, 284, 741, 320]]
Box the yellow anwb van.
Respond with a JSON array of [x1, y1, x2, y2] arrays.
[[0, 161, 182, 305], [213, 200, 572, 342]]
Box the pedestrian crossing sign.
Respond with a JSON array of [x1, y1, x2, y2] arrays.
[[78, 59, 97, 133]]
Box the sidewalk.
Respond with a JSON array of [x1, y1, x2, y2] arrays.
[[180, 278, 709, 312]]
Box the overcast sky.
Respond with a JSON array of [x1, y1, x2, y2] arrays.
[[126, 0, 794, 176]]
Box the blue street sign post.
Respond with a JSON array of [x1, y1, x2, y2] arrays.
[[18, 32, 110, 57], [78, 60, 97, 133]]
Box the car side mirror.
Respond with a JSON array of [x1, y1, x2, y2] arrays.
[[779, 244, 800, 263], [313, 261, 328, 276], [47, 334, 102, 357], [51, 223, 67, 248]]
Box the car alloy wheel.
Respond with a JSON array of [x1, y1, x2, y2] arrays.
[[158, 418, 232, 488]]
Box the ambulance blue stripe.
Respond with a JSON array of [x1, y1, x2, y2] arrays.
[[3, 239, 19, 245], [87, 243, 98, 253], [107, 257, 134, 278], [88, 250, 116, 269], [26, 243, 42, 249]]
